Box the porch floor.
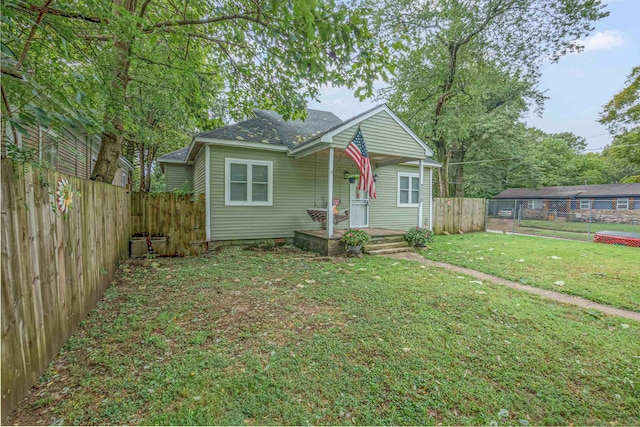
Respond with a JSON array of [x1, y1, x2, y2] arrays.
[[293, 228, 406, 256], [295, 228, 406, 240]]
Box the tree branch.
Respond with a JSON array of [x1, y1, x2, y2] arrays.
[[139, 0, 153, 18], [145, 13, 264, 31], [9, 2, 102, 23], [11, 0, 54, 75], [1, 84, 19, 144], [1, 67, 23, 79]]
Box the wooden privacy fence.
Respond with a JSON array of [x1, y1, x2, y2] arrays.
[[130, 192, 206, 256], [433, 197, 486, 234], [1, 159, 130, 417]]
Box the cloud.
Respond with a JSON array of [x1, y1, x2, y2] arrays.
[[577, 30, 625, 53]]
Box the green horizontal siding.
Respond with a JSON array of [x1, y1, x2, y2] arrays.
[[369, 164, 432, 231], [208, 146, 434, 240], [164, 164, 193, 192], [193, 150, 205, 194], [331, 111, 427, 159]]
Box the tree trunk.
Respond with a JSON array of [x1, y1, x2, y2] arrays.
[[454, 149, 465, 198], [139, 144, 146, 192], [90, 1, 134, 183], [436, 144, 449, 197]]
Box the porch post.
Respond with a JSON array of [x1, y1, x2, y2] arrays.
[[327, 147, 334, 238], [418, 160, 424, 227], [429, 167, 433, 230]]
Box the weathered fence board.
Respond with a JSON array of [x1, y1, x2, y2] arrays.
[[1, 158, 130, 417], [433, 198, 486, 235], [130, 192, 206, 256]]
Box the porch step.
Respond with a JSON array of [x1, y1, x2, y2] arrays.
[[365, 241, 410, 251], [365, 247, 415, 255], [369, 235, 406, 243], [364, 239, 413, 255]]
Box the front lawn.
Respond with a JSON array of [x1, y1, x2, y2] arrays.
[[518, 219, 638, 234], [8, 248, 639, 426], [422, 233, 640, 311]]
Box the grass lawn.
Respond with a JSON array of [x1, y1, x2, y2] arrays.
[[8, 248, 639, 426], [422, 233, 640, 312], [518, 220, 638, 234]]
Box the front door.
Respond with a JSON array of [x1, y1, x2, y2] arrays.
[[350, 184, 369, 228]]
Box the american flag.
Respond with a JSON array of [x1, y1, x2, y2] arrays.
[[345, 127, 377, 199]]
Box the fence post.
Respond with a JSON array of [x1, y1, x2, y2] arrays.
[[513, 199, 518, 233], [587, 199, 593, 242], [485, 199, 489, 231]]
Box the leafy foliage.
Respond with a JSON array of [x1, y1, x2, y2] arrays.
[[600, 66, 640, 182], [2, 0, 390, 185], [377, 0, 608, 196]]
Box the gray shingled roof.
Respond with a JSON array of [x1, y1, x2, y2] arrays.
[[158, 147, 189, 162], [495, 183, 640, 199], [196, 109, 343, 149]]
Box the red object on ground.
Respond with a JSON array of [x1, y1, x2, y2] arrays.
[[594, 230, 640, 247]]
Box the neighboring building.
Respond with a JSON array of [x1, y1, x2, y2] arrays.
[[158, 104, 441, 244], [494, 183, 640, 222], [2, 124, 133, 188]]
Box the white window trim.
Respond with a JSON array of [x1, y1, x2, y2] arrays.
[[580, 199, 590, 210], [528, 200, 542, 209], [397, 172, 420, 207], [617, 198, 629, 210], [224, 158, 273, 206]]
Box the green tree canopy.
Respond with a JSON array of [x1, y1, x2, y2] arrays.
[[2, 0, 390, 184], [375, 0, 608, 196], [599, 66, 640, 182]]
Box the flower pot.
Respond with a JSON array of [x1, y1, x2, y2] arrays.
[[414, 242, 427, 248], [347, 245, 362, 254], [348, 177, 356, 184]]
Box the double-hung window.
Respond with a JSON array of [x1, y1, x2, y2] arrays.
[[617, 198, 629, 210], [225, 158, 273, 206], [580, 199, 590, 210], [397, 173, 420, 207]]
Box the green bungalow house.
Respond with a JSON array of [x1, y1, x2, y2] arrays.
[[158, 104, 441, 255]]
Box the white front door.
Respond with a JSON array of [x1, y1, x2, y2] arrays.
[[349, 184, 369, 228]]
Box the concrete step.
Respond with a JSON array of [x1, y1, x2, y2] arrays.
[[365, 247, 415, 255], [369, 235, 406, 243], [365, 241, 410, 251]]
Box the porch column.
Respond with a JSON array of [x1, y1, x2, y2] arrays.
[[418, 160, 424, 227], [327, 147, 334, 238]]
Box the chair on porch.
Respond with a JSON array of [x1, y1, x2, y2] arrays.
[[306, 198, 349, 225]]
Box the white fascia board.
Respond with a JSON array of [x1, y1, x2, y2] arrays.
[[402, 159, 443, 168], [196, 137, 290, 152], [118, 156, 135, 171], [157, 159, 194, 165]]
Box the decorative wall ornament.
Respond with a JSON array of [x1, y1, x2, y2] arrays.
[[56, 178, 74, 215]]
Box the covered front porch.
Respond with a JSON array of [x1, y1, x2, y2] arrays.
[[288, 104, 439, 240], [293, 228, 407, 256]]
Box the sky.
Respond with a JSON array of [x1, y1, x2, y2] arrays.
[[309, 0, 640, 152]]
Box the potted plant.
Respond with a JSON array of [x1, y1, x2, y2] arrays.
[[404, 226, 434, 247], [340, 229, 371, 254], [343, 172, 360, 184]]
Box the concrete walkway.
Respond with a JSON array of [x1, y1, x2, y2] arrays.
[[386, 252, 640, 322]]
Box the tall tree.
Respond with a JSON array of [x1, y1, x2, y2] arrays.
[[376, 0, 608, 196], [2, 0, 389, 183], [599, 66, 640, 182]]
